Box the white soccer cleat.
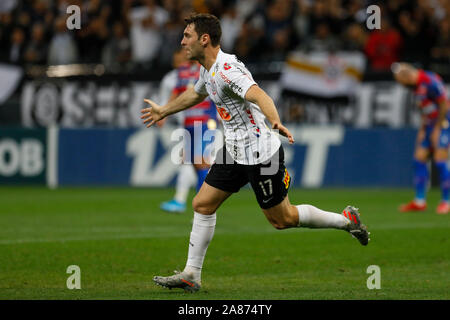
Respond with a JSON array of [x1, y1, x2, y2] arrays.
[[153, 270, 201, 292], [342, 205, 370, 246]]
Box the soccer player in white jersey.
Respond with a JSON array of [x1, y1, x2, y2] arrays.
[[141, 13, 370, 292]]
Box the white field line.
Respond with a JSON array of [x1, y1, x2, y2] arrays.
[[0, 222, 448, 245]]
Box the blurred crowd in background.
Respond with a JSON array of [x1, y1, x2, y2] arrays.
[[0, 0, 449, 74]]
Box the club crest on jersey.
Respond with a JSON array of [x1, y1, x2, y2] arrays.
[[223, 63, 231, 70]]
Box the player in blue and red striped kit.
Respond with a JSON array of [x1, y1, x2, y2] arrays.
[[393, 63, 450, 214], [159, 55, 218, 213]]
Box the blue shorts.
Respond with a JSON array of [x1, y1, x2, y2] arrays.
[[185, 122, 216, 164], [420, 123, 450, 149]]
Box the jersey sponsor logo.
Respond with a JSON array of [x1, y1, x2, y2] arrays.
[[217, 106, 231, 121], [218, 71, 243, 94], [245, 109, 261, 137], [223, 63, 231, 70], [210, 78, 217, 95], [262, 197, 273, 203]]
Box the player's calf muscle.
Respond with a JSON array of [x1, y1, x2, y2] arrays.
[[266, 216, 297, 230], [267, 219, 291, 230], [263, 204, 298, 230]]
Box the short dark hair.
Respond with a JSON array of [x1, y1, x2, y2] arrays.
[[184, 13, 221, 47]]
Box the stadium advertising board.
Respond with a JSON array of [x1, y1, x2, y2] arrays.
[[0, 128, 47, 184], [20, 80, 159, 128], [0, 128, 418, 188], [17, 79, 449, 129], [54, 126, 416, 187]]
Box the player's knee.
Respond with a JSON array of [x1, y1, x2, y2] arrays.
[[433, 150, 448, 162], [192, 196, 214, 214], [191, 196, 203, 212], [414, 154, 427, 162]]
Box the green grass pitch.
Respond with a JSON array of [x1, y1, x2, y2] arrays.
[[0, 186, 448, 300]]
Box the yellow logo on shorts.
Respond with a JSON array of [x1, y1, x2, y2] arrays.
[[283, 168, 290, 189]]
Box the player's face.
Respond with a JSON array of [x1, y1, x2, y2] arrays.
[[181, 24, 203, 61]]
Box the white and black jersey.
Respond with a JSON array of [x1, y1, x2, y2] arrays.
[[194, 50, 281, 165]]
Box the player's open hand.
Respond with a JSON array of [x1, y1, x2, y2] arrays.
[[141, 99, 164, 128], [272, 122, 294, 144]]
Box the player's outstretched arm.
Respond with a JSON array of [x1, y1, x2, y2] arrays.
[[245, 85, 294, 144], [141, 87, 208, 128]]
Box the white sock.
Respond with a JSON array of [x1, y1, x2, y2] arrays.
[[184, 212, 216, 281], [296, 204, 350, 230], [174, 165, 197, 204]]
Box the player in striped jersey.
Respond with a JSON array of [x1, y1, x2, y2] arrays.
[[393, 63, 450, 214], [141, 13, 369, 292], [156, 48, 197, 213]]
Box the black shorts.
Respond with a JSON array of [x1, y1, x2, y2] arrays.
[[205, 145, 291, 209]]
